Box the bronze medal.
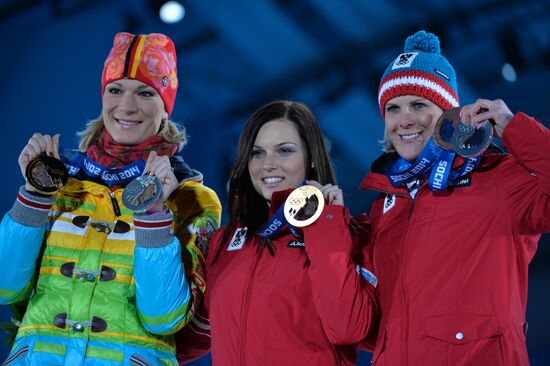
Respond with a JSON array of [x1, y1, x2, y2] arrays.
[[433, 107, 493, 158], [25, 156, 68, 194], [433, 107, 461, 151], [451, 120, 493, 158]]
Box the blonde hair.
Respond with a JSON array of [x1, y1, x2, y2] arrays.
[[380, 127, 396, 153], [77, 115, 187, 152]]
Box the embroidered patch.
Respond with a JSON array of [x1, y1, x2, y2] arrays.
[[383, 194, 396, 214], [356, 265, 378, 288], [392, 52, 418, 69], [227, 227, 247, 251], [287, 240, 305, 248], [188, 216, 217, 257]]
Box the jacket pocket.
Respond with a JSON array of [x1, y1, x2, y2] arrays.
[[422, 313, 505, 365], [2, 345, 29, 366], [130, 354, 153, 366]]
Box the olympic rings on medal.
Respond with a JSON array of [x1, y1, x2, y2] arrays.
[[284, 185, 325, 227], [433, 107, 494, 158]]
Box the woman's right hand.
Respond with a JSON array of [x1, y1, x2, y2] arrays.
[[18, 133, 60, 192], [306, 180, 344, 206]]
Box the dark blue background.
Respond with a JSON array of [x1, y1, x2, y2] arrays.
[[0, 0, 549, 364]]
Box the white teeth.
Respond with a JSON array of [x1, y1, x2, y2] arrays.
[[263, 177, 283, 184], [402, 133, 419, 141], [117, 119, 141, 126]]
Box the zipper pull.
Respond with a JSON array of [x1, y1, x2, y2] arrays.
[[110, 191, 121, 217]]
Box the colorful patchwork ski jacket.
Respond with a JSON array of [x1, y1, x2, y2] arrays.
[[0, 157, 221, 366]]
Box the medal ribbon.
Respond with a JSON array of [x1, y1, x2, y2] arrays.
[[385, 139, 442, 186], [60, 148, 146, 185], [385, 140, 481, 190], [255, 182, 307, 239]]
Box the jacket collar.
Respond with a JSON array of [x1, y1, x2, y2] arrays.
[[171, 155, 203, 183], [268, 188, 294, 216]]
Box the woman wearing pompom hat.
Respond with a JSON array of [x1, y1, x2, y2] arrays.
[[0, 32, 221, 365], [361, 30, 550, 365]]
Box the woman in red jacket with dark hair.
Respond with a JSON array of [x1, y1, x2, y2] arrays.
[[361, 30, 550, 365], [178, 100, 379, 365]]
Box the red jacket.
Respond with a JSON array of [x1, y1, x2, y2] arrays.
[[360, 113, 550, 366], [177, 191, 378, 365]]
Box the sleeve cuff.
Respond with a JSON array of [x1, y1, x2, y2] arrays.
[[502, 112, 533, 148], [8, 186, 54, 227], [134, 211, 174, 248]]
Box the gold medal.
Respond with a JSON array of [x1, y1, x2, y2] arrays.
[[284, 185, 325, 227]]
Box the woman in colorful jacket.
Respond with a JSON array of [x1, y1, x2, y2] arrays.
[[0, 32, 221, 366], [361, 30, 550, 365], [177, 100, 379, 365]]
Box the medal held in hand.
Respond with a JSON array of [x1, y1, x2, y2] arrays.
[[25, 155, 69, 194], [284, 185, 325, 227], [122, 175, 164, 213], [433, 107, 493, 158]]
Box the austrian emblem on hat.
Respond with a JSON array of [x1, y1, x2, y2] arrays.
[[392, 52, 418, 69]]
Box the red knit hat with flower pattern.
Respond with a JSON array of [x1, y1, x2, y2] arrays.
[[102, 32, 178, 116]]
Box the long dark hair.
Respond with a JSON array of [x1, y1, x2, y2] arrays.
[[220, 100, 337, 250]]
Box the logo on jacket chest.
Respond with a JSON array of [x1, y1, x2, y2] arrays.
[[383, 194, 396, 214], [287, 240, 305, 248], [227, 227, 247, 251], [454, 176, 472, 188]]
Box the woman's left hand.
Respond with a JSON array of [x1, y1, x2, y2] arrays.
[[306, 180, 344, 206], [460, 98, 514, 138], [143, 151, 179, 205]]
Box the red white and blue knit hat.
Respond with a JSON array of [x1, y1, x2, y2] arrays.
[[378, 30, 459, 118], [102, 32, 178, 116]]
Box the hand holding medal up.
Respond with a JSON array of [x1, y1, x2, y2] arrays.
[[19, 133, 68, 194], [122, 151, 178, 213], [434, 99, 515, 158], [283, 181, 343, 228], [433, 107, 494, 158], [459, 99, 514, 139]]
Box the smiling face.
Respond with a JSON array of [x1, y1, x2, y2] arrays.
[[102, 78, 167, 145], [384, 95, 444, 162], [248, 119, 308, 202]]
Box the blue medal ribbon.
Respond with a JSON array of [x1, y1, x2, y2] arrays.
[[428, 149, 455, 190], [60, 148, 146, 185], [255, 205, 290, 239], [447, 156, 481, 183], [385, 140, 442, 187], [385, 139, 482, 191], [255, 181, 307, 239]]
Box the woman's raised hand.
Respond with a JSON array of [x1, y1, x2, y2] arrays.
[[143, 151, 179, 205], [306, 180, 344, 206], [18, 133, 60, 192]]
